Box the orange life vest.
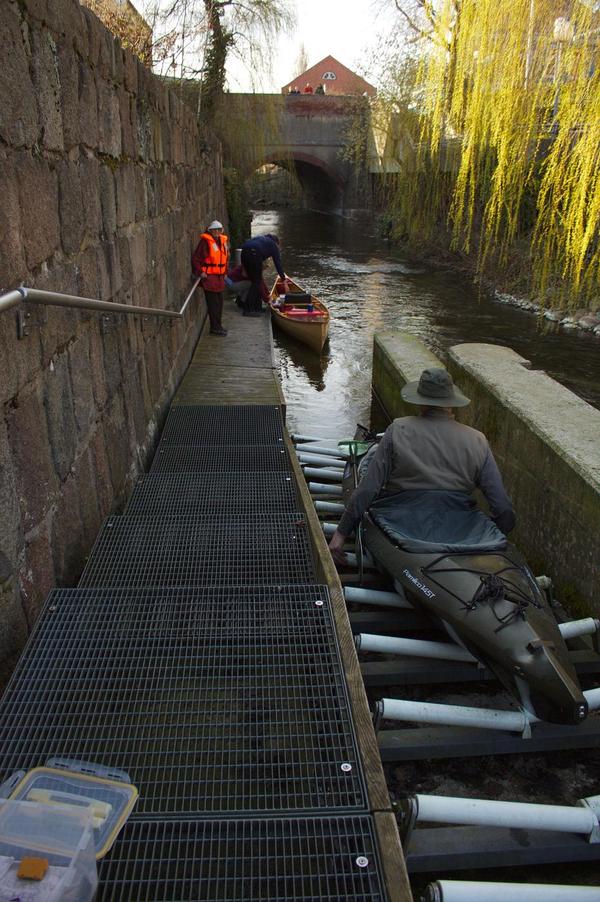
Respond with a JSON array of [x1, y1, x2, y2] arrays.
[[199, 232, 228, 275]]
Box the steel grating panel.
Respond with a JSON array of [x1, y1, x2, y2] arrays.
[[160, 405, 285, 446], [150, 445, 291, 473], [125, 473, 298, 517], [0, 587, 367, 815], [32, 585, 336, 635], [79, 515, 315, 588], [97, 816, 387, 901]]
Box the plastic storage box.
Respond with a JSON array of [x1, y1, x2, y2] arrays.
[[0, 797, 97, 901], [8, 761, 138, 859]]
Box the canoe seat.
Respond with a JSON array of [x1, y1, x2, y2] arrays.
[[283, 292, 311, 302], [283, 308, 326, 318], [369, 490, 507, 553]]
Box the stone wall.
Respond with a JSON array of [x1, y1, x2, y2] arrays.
[[0, 0, 226, 679], [371, 333, 600, 615], [447, 344, 600, 615]]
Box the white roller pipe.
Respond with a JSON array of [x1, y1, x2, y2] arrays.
[[584, 687, 600, 711], [291, 433, 331, 443], [314, 501, 344, 515], [381, 698, 534, 733], [344, 552, 368, 568], [415, 793, 598, 836], [322, 523, 353, 544], [296, 453, 347, 469], [344, 587, 412, 610], [559, 618, 600, 640], [302, 467, 343, 482], [427, 880, 600, 902], [296, 443, 349, 459], [357, 633, 476, 663], [309, 482, 343, 496]]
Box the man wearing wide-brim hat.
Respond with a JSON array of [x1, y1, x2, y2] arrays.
[[328, 367, 515, 564]]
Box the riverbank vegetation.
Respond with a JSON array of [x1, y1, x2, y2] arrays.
[[374, 0, 600, 312]]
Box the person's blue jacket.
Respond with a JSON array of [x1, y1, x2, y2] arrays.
[[241, 234, 285, 278]]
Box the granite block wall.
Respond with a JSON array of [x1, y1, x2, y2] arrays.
[[0, 0, 227, 679]]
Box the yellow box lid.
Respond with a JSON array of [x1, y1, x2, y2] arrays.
[[8, 765, 138, 859]]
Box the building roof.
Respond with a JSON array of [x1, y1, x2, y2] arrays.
[[281, 55, 376, 97]]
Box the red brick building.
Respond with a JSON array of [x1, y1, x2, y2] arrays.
[[281, 55, 376, 97]]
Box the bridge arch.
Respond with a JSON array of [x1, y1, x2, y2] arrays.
[[257, 152, 344, 213]]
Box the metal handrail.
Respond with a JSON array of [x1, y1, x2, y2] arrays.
[[0, 279, 201, 321]]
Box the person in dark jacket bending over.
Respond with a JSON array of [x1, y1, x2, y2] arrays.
[[192, 220, 229, 336], [328, 367, 516, 565], [240, 234, 290, 316]]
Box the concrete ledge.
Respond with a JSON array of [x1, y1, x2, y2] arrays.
[[448, 344, 600, 614], [372, 332, 442, 420]]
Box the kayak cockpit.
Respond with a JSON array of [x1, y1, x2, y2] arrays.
[[369, 490, 507, 554]]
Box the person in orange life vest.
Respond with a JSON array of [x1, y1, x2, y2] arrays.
[[191, 220, 229, 336], [303, 82, 313, 93]]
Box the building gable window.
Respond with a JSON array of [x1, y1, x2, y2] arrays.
[[322, 71, 337, 80]]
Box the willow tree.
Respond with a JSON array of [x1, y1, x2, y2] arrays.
[[147, 0, 294, 117], [385, 0, 600, 309]]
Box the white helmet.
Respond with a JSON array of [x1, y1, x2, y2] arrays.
[[208, 220, 223, 230]]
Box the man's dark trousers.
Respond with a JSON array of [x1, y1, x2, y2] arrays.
[[240, 247, 263, 312]]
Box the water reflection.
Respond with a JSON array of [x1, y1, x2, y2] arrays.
[[251, 209, 599, 438], [274, 328, 329, 391]]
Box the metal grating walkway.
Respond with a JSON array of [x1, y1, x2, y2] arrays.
[[160, 404, 286, 445], [79, 515, 316, 588], [97, 816, 387, 901], [125, 473, 299, 516], [150, 445, 291, 473], [0, 587, 366, 815], [0, 342, 395, 896]]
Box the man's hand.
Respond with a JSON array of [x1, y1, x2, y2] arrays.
[[328, 529, 347, 566]]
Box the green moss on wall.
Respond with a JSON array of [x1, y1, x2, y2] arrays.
[[223, 167, 251, 249]]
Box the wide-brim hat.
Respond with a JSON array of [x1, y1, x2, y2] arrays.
[[208, 220, 223, 230], [401, 367, 470, 408]]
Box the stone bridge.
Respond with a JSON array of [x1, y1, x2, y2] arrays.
[[221, 93, 372, 217]]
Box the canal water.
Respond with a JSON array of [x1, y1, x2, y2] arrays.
[[251, 209, 600, 438]]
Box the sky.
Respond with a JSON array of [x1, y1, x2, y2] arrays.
[[134, 0, 397, 93], [226, 0, 392, 93]]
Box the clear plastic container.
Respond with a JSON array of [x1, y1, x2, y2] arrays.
[[8, 760, 138, 859], [0, 798, 97, 901]]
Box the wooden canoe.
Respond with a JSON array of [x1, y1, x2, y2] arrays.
[[269, 278, 330, 354]]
